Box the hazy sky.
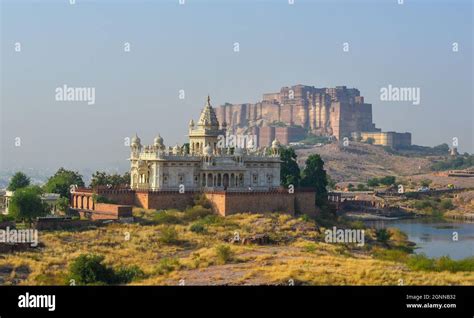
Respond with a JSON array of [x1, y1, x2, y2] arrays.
[[1, 0, 473, 174]]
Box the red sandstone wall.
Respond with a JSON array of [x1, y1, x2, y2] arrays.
[[226, 193, 295, 216], [205, 192, 296, 216], [134, 192, 149, 208], [75, 189, 316, 218], [295, 192, 317, 216], [101, 190, 193, 211], [95, 203, 132, 217], [78, 203, 132, 220], [275, 127, 289, 145], [260, 102, 280, 123], [205, 193, 227, 216], [259, 126, 275, 147], [98, 190, 134, 205], [145, 192, 194, 210]]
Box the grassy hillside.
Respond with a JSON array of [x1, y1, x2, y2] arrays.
[[296, 142, 432, 182], [1, 207, 473, 286]]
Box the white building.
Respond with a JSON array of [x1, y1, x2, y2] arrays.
[[0, 190, 14, 215], [0, 189, 60, 215], [130, 96, 282, 191]]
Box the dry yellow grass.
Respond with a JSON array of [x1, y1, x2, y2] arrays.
[[0, 211, 472, 286]]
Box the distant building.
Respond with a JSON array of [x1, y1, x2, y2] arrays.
[[450, 147, 459, 156], [447, 169, 474, 177], [216, 84, 412, 146], [256, 126, 306, 147], [41, 193, 61, 214], [0, 190, 13, 215], [0, 189, 60, 215], [356, 131, 412, 149], [216, 85, 378, 142]]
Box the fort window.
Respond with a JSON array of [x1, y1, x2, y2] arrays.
[[253, 174, 258, 184], [267, 174, 273, 184]]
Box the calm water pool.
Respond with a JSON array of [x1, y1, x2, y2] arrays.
[[366, 219, 474, 260]]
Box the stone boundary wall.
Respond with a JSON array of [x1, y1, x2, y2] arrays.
[[76, 203, 132, 221], [145, 192, 195, 210], [205, 190, 317, 216], [35, 219, 97, 231], [75, 188, 317, 217], [94, 203, 132, 218], [97, 189, 135, 205], [294, 191, 318, 216]]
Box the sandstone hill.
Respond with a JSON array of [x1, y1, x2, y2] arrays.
[[295, 142, 432, 182]]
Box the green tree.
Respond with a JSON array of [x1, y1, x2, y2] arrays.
[[300, 154, 328, 205], [327, 175, 337, 190], [440, 199, 454, 210], [420, 179, 432, 187], [90, 171, 108, 187], [379, 176, 396, 186], [8, 186, 48, 225], [68, 254, 115, 285], [280, 147, 301, 187], [90, 171, 129, 188], [375, 229, 392, 244], [44, 168, 85, 198], [433, 143, 450, 154], [367, 178, 379, 187], [7, 172, 30, 191], [67, 254, 143, 285], [56, 197, 70, 213]]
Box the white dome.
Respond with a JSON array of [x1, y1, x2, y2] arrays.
[[154, 134, 163, 146], [131, 133, 141, 146], [173, 144, 180, 152]]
